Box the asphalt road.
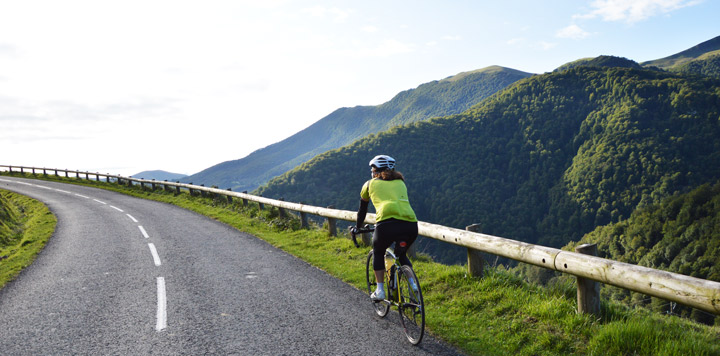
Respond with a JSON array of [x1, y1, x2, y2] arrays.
[[0, 177, 463, 355]]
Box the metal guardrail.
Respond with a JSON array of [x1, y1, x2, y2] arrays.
[[1, 164, 718, 315]]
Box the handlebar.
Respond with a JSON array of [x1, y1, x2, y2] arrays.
[[349, 224, 374, 247]]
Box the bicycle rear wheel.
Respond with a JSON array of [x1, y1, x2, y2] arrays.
[[398, 265, 425, 345], [365, 251, 390, 317]]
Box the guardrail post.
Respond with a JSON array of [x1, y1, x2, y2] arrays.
[[300, 202, 309, 228], [95, 174, 100, 181], [575, 243, 601, 316], [362, 231, 373, 247], [20, 167, 24, 174], [200, 184, 207, 198], [327, 205, 337, 237], [188, 183, 194, 196], [31, 168, 35, 174], [258, 195, 264, 210], [151, 180, 157, 190], [65, 170, 69, 178], [226, 188, 233, 204], [175, 182, 181, 194], [242, 191, 248, 207], [466, 224, 485, 278], [278, 198, 287, 218], [43, 168, 47, 175]]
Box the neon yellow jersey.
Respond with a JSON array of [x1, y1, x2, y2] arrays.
[[360, 178, 417, 223]]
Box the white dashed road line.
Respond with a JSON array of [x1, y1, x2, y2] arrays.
[[5, 177, 170, 333], [46, 181, 169, 331], [156, 277, 167, 331], [138, 226, 150, 239], [148, 243, 162, 266]]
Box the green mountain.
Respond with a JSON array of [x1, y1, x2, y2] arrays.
[[571, 180, 720, 323], [257, 65, 720, 264], [642, 35, 720, 69], [554, 55, 644, 72], [181, 66, 533, 192], [131, 170, 187, 181], [669, 50, 720, 78], [576, 180, 720, 281]]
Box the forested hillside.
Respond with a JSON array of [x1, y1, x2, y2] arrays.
[[570, 181, 720, 323], [257, 65, 720, 263], [670, 52, 720, 78], [577, 181, 720, 281], [641, 35, 720, 69], [554, 55, 644, 72], [182, 66, 532, 192]]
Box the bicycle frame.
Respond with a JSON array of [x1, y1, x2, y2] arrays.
[[352, 224, 425, 345]]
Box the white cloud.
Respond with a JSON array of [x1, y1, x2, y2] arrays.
[[336, 39, 415, 58], [506, 38, 525, 46], [556, 24, 591, 39], [537, 41, 558, 50], [301, 5, 351, 23], [362, 25, 379, 33], [442, 35, 462, 41], [579, 0, 701, 23], [0, 43, 18, 57]]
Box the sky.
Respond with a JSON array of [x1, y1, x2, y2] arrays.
[[1, 0, 718, 177]]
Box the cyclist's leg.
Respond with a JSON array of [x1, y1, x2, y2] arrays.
[[392, 221, 418, 267], [371, 226, 393, 299], [372, 224, 393, 271], [391, 221, 420, 296]]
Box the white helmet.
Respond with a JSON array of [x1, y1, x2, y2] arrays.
[[369, 155, 395, 170]]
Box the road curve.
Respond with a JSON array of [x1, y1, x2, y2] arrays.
[[0, 177, 462, 355]]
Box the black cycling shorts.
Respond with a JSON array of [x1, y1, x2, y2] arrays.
[[372, 218, 418, 271]]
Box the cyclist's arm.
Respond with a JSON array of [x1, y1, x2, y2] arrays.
[[356, 198, 369, 228]]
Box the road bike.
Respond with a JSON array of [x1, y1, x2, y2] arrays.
[[350, 225, 425, 345]]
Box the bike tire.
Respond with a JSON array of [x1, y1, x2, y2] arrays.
[[398, 265, 425, 345], [365, 250, 390, 317]]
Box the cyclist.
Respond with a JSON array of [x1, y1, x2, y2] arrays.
[[352, 155, 419, 301]]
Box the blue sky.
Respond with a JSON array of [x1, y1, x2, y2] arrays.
[[1, 0, 718, 176]]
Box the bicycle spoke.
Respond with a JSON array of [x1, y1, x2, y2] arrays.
[[398, 266, 425, 345], [366, 251, 389, 317]]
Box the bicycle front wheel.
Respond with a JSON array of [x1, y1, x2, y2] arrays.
[[398, 265, 425, 345], [366, 251, 389, 317]]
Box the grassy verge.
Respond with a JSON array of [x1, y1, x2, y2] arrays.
[[0, 189, 57, 288], [2, 172, 719, 355]]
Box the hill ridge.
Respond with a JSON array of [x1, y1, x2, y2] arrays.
[[642, 35, 720, 68], [182, 66, 532, 192]]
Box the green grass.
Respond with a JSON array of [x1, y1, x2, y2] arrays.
[[2, 171, 719, 355], [0, 189, 57, 288]]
